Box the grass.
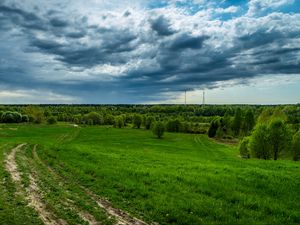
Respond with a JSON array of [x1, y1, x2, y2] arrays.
[[0, 124, 300, 224]]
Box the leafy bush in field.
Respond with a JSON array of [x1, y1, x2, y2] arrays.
[[114, 116, 124, 128], [21, 115, 29, 123], [292, 130, 300, 161], [1, 111, 22, 123], [268, 118, 291, 160], [166, 119, 181, 132], [144, 116, 155, 130], [104, 114, 115, 125], [133, 114, 142, 128], [83, 112, 103, 125], [24, 106, 44, 124], [47, 116, 57, 125], [152, 121, 165, 138], [239, 137, 250, 158], [208, 118, 220, 138], [250, 124, 271, 159]]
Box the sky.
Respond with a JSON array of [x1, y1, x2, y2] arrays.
[[0, 0, 299, 104]]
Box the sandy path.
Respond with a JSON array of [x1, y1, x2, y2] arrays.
[[5, 144, 26, 182], [5, 143, 151, 225], [33, 145, 150, 225], [84, 188, 149, 225], [32, 145, 101, 225], [5, 144, 67, 225]]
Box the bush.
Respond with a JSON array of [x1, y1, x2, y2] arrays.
[[83, 112, 103, 125], [166, 119, 181, 132], [133, 114, 142, 128], [239, 137, 250, 159], [249, 124, 271, 159], [114, 116, 124, 128], [47, 116, 57, 125], [21, 115, 29, 123], [268, 118, 291, 160], [144, 116, 155, 130], [208, 119, 220, 138], [104, 114, 115, 125], [1, 111, 22, 123], [152, 121, 165, 138], [24, 106, 44, 124], [292, 130, 300, 161]]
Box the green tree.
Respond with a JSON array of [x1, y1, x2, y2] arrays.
[[208, 118, 220, 138], [24, 106, 44, 124], [232, 108, 243, 136], [242, 109, 255, 136], [21, 115, 29, 123], [47, 116, 57, 125], [239, 137, 250, 159], [292, 130, 300, 161], [166, 119, 181, 132], [152, 121, 165, 138], [249, 124, 271, 160], [268, 119, 291, 160], [83, 112, 103, 125], [144, 116, 155, 130], [133, 114, 142, 128], [257, 108, 272, 124], [114, 116, 124, 128], [104, 114, 115, 125], [1, 111, 22, 123], [222, 110, 232, 134]]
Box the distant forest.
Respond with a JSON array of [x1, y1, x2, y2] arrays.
[[1, 104, 299, 161]]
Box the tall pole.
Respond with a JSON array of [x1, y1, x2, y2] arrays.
[[185, 90, 187, 105], [202, 91, 205, 106]]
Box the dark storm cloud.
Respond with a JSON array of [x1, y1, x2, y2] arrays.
[[0, 4, 46, 31], [150, 15, 177, 36], [168, 34, 209, 50], [28, 27, 138, 67], [49, 18, 69, 27], [0, 0, 300, 103]]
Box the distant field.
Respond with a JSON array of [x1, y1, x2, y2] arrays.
[[0, 124, 299, 225]]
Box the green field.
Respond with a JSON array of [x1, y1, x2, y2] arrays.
[[0, 124, 299, 225]]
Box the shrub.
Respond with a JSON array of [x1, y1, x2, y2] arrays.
[[208, 119, 220, 138], [292, 130, 300, 161], [21, 115, 29, 123], [268, 119, 291, 160], [144, 116, 155, 130], [166, 119, 181, 132], [104, 114, 115, 125], [47, 116, 57, 125], [114, 116, 124, 128], [133, 114, 142, 128], [249, 124, 271, 159], [83, 112, 103, 125], [239, 137, 250, 159], [1, 111, 22, 123], [24, 106, 44, 124], [152, 121, 165, 138]]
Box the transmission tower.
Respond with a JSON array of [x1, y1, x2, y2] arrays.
[[202, 91, 205, 105]]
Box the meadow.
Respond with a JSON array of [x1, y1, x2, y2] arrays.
[[0, 124, 299, 225]]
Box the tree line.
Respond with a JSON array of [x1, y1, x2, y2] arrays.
[[0, 104, 299, 160]]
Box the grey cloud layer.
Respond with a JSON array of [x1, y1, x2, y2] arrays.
[[0, 1, 300, 103]]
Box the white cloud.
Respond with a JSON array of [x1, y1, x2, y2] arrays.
[[247, 0, 295, 16], [215, 6, 238, 14]]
